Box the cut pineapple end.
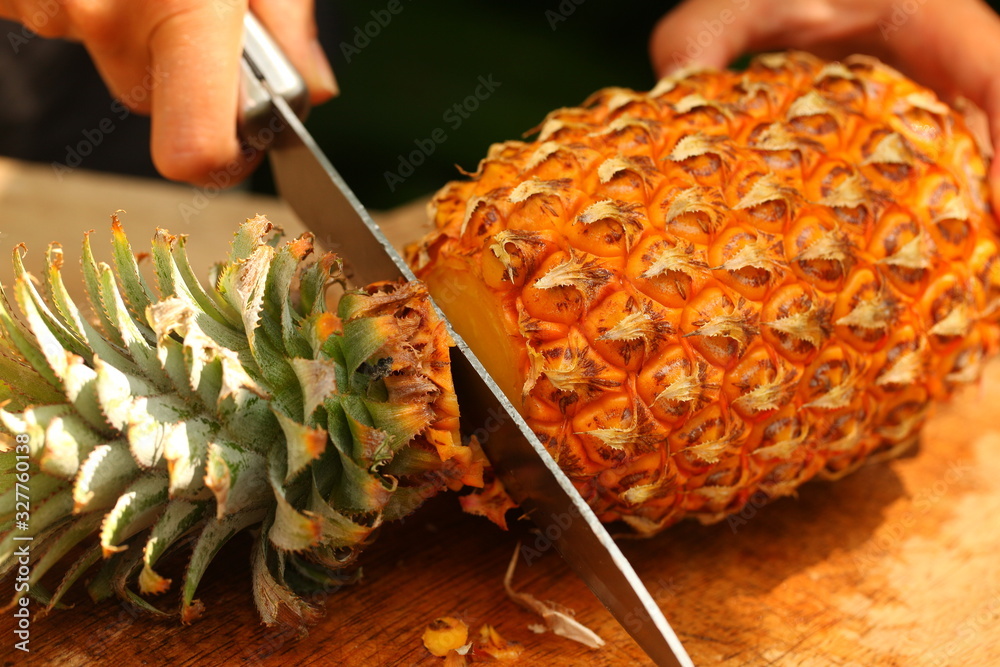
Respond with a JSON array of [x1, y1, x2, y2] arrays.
[[423, 264, 524, 405]]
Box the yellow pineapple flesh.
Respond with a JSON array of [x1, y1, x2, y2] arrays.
[[410, 52, 1000, 535]]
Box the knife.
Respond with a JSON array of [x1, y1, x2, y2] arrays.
[[240, 14, 693, 667]]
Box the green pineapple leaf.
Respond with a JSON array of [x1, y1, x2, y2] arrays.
[[0, 215, 478, 629]]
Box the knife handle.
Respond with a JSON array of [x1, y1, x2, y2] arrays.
[[239, 13, 310, 150]]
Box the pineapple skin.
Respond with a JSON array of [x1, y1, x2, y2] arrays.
[[0, 216, 479, 625], [411, 52, 1000, 535]]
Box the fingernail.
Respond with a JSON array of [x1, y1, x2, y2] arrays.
[[309, 40, 338, 101]]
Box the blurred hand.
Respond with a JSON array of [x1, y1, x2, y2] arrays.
[[649, 0, 1000, 209], [1, 0, 336, 185]]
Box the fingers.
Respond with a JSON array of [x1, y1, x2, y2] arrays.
[[649, 0, 887, 76], [880, 0, 1000, 214], [650, 0, 1000, 215], [4, 0, 284, 185], [0, 0, 72, 38], [251, 0, 337, 104], [146, 0, 252, 185], [887, 1, 1000, 123], [649, 0, 759, 75], [3, 0, 260, 185], [68, 3, 159, 115]]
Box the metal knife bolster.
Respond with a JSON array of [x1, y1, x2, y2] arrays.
[[239, 14, 693, 666], [240, 14, 310, 150]]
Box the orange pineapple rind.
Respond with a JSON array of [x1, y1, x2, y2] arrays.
[[411, 52, 999, 534]]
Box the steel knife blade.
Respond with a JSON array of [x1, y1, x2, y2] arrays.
[[241, 14, 693, 666]]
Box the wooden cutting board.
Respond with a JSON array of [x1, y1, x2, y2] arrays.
[[2, 159, 1000, 666]]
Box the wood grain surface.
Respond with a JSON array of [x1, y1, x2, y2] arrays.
[[2, 160, 1000, 667]]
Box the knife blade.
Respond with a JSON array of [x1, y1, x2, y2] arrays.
[[241, 14, 693, 666]]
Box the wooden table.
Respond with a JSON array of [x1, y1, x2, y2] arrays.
[[3, 160, 1000, 666]]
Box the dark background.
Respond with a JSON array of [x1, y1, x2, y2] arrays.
[[1, 1, 999, 211], [291, 0, 676, 209]]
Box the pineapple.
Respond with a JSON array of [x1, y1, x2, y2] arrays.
[[2, 50, 997, 633], [0, 215, 480, 624], [410, 52, 1000, 535]]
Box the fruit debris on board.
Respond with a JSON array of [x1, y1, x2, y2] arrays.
[[421, 617, 525, 663], [0, 215, 480, 625], [411, 51, 1000, 535], [422, 616, 471, 658], [474, 623, 524, 660], [503, 542, 604, 649]]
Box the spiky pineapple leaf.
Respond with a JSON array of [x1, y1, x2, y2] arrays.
[[0, 404, 69, 459], [18, 513, 103, 601], [172, 234, 241, 327], [265, 239, 313, 359], [266, 445, 321, 552], [73, 441, 141, 514], [13, 246, 90, 360], [39, 412, 104, 479], [0, 470, 64, 524], [298, 254, 340, 318], [0, 281, 63, 391], [41, 244, 144, 381], [228, 215, 275, 264], [339, 306, 396, 375], [97, 263, 166, 387], [365, 399, 436, 455], [81, 231, 124, 346], [289, 357, 339, 424], [88, 533, 168, 617], [307, 478, 376, 548], [93, 355, 158, 432], [382, 484, 441, 523], [99, 474, 169, 555], [139, 499, 210, 595], [146, 297, 260, 406], [251, 516, 321, 628], [122, 394, 204, 469], [45, 544, 102, 612], [0, 489, 73, 563], [41, 244, 87, 336], [204, 440, 270, 518], [274, 408, 327, 483], [0, 349, 62, 406], [181, 506, 269, 622], [0, 216, 466, 630], [109, 214, 155, 323], [162, 419, 213, 498], [14, 279, 107, 431]]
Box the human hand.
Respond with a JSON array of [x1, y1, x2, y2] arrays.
[[649, 0, 1000, 210], [1, 0, 336, 185]]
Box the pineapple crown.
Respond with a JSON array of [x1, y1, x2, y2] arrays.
[[0, 215, 480, 626]]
